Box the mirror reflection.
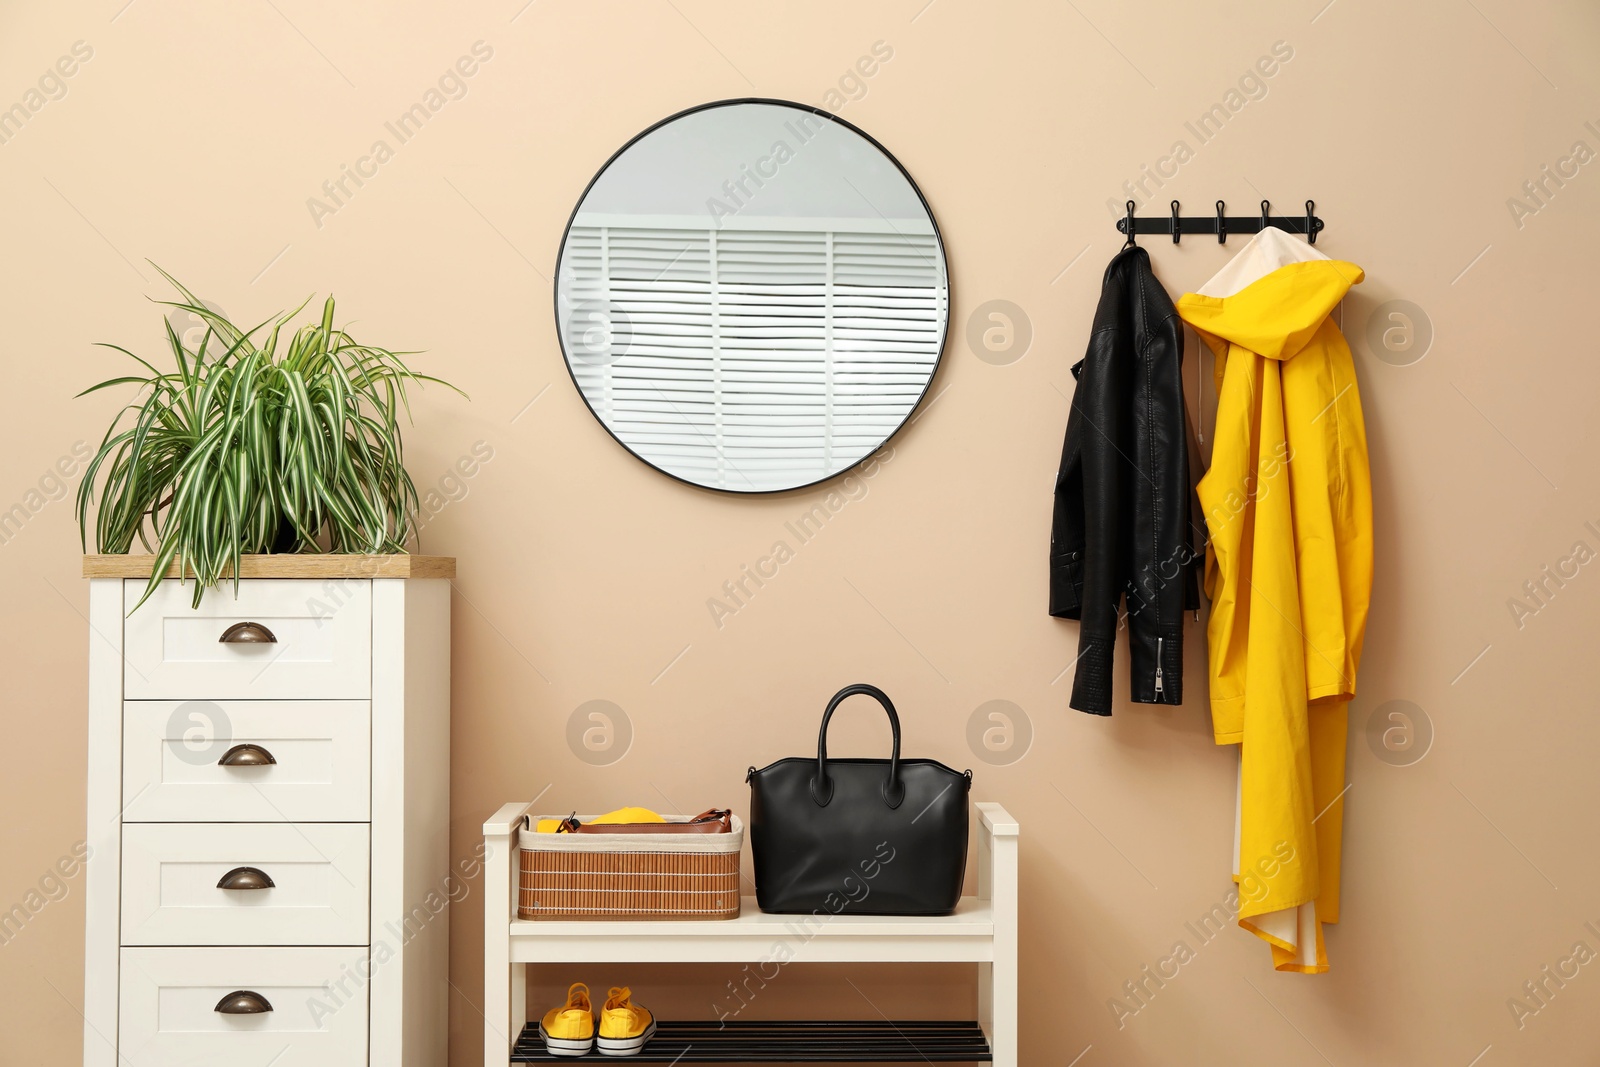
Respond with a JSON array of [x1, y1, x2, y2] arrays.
[[556, 100, 948, 493]]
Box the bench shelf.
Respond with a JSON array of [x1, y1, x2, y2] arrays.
[[482, 801, 1018, 1066]]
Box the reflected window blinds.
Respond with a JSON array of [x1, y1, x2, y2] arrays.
[[560, 215, 946, 491]]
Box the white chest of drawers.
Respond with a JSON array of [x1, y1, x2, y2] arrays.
[[82, 555, 454, 1067]]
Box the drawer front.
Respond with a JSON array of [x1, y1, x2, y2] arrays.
[[122, 823, 369, 947], [119, 946, 367, 1066], [123, 579, 371, 700], [121, 700, 370, 822]]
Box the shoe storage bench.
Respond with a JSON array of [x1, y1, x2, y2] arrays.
[[482, 801, 1018, 1065]]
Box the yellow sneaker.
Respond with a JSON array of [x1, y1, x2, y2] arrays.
[[538, 982, 595, 1057], [597, 986, 656, 1057]]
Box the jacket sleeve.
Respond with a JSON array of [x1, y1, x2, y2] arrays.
[[1061, 315, 1125, 717], [1049, 358, 1087, 621]]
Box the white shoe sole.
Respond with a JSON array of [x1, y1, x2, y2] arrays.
[[597, 1019, 657, 1056], [539, 1022, 595, 1057]]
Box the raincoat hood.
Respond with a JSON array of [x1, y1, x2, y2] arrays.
[[1180, 258, 1364, 362]]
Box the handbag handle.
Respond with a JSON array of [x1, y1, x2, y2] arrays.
[[810, 683, 904, 810]]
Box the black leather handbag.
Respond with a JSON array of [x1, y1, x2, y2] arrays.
[[746, 684, 973, 915]]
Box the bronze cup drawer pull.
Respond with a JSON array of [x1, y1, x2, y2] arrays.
[[216, 866, 275, 891], [219, 622, 277, 644], [214, 990, 273, 1014], [217, 743, 276, 767]]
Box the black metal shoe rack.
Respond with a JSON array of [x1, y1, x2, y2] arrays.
[[510, 1018, 993, 1062]]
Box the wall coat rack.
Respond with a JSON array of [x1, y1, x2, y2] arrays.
[[1118, 199, 1323, 245]]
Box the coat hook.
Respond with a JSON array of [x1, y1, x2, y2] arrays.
[[1260, 199, 1271, 231], [1216, 199, 1226, 244], [1123, 199, 1137, 249], [1305, 199, 1317, 244], [1171, 199, 1181, 244]]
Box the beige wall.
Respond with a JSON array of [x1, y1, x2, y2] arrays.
[[3, 1, 1599, 1063]]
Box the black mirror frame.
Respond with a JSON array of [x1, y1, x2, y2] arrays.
[[551, 97, 951, 495]]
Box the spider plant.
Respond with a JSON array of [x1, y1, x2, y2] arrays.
[[76, 268, 461, 609]]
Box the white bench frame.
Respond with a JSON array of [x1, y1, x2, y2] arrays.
[[481, 801, 1018, 1065]]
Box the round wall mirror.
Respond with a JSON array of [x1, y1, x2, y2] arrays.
[[555, 99, 949, 493]]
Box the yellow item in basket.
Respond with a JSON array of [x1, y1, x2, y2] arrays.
[[533, 807, 666, 833]]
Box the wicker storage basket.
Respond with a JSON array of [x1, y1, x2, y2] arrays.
[[518, 814, 743, 921]]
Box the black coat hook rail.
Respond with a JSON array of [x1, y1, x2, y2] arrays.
[[1118, 199, 1323, 245]]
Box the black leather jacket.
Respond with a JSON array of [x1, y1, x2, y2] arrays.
[[1051, 246, 1199, 715]]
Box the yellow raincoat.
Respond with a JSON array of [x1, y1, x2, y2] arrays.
[[1176, 231, 1372, 973]]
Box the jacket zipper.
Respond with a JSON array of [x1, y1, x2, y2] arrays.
[[1154, 637, 1165, 697]]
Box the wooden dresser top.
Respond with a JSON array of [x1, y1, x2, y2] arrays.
[[82, 554, 456, 579]]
